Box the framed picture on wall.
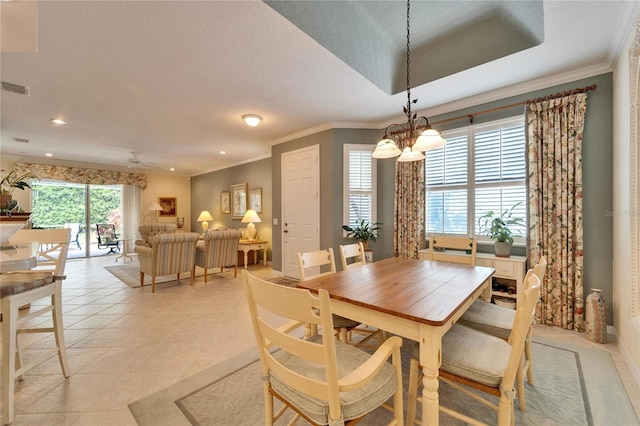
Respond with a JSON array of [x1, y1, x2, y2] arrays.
[[249, 187, 262, 213], [221, 191, 231, 214], [158, 197, 177, 217], [231, 183, 248, 219]]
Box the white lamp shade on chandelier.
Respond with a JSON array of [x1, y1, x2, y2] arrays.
[[197, 210, 214, 233], [241, 209, 261, 241]]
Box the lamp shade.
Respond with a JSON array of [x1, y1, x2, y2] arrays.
[[197, 210, 213, 233], [372, 138, 401, 159], [197, 211, 214, 222], [148, 203, 163, 212], [397, 147, 425, 162], [412, 127, 446, 152], [241, 210, 261, 223]]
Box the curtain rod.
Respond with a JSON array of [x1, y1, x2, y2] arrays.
[[428, 84, 597, 127]]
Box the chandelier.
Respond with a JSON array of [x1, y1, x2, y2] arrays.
[[371, 0, 446, 162]]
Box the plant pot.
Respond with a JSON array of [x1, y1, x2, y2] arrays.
[[0, 194, 12, 210], [494, 241, 512, 258]]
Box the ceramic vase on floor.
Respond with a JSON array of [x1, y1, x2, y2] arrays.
[[585, 288, 607, 343]]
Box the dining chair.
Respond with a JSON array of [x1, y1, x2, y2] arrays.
[[3, 228, 72, 424], [406, 270, 542, 426], [429, 234, 477, 265], [339, 242, 366, 270], [297, 248, 382, 349], [241, 269, 404, 425], [457, 256, 548, 410]]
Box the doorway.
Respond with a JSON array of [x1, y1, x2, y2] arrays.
[[281, 145, 320, 278], [31, 180, 123, 258]]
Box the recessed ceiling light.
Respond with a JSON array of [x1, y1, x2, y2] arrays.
[[242, 114, 262, 127], [169, 168, 175, 171], [219, 150, 226, 155], [45, 153, 53, 157], [51, 118, 67, 125]]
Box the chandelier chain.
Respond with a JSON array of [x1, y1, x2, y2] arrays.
[[406, 0, 412, 123]]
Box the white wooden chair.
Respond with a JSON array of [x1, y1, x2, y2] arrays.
[[406, 270, 542, 426], [457, 256, 548, 410], [2, 228, 72, 424], [242, 269, 404, 425], [339, 242, 366, 270], [429, 234, 477, 265], [298, 248, 382, 349]]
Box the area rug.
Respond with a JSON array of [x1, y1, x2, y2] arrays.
[[104, 262, 207, 288], [128, 335, 639, 426]]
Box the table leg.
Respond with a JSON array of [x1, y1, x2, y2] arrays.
[[420, 326, 442, 426], [243, 250, 249, 269], [480, 277, 492, 302]]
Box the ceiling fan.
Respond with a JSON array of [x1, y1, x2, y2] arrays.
[[127, 152, 159, 169]]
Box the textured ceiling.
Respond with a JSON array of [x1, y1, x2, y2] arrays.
[[0, 1, 638, 176]]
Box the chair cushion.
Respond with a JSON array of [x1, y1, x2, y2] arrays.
[[332, 314, 360, 329], [271, 336, 397, 424], [458, 300, 515, 339], [413, 325, 511, 387]]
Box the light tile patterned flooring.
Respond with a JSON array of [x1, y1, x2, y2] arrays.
[[3, 254, 640, 425]]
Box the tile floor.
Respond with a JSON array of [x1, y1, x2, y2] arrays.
[[3, 254, 640, 425]]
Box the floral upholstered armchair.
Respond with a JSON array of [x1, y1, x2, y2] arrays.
[[194, 229, 243, 281], [135, 223, 177, 247], [134, 232, 200, 293]]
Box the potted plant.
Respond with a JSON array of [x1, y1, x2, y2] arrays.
[[477, 202, 524, 258], [342, 219, 381, 250], [0, 169, 39, 211]]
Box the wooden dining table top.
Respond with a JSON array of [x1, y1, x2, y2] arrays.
[[296, 256, 495, 327]]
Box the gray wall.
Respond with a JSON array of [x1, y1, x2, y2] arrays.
[[190, 157, 273, 260], [201, 73, 613, 323]]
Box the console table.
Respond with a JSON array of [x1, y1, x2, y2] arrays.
[[238, 240, 268, 269]]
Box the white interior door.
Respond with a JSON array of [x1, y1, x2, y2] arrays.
[[282, 145, 320, 278]]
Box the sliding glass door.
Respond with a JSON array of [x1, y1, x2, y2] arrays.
[[31, 180, 123, 258]]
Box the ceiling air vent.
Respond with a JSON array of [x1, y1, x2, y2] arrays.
[[13, 137, 30, 144], [1, 81, 30, 96]]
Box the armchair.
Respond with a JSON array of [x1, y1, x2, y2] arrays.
[[135, 223, 177, 247], [194, 229, 242, 281], [134, 232, 200, 293]]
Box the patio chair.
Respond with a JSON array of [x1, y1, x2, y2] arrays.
[[96, 223, 120, 254]]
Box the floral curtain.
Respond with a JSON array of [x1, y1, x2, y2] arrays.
[[14, 161, 147, 189], [526, 93, 587, 330], [394, 132, 426, 259]]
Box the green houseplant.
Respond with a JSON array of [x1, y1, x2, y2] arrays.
[[477, 202, 524, 257], [342, 219, 381, 250], [0, 170, 39, 211]]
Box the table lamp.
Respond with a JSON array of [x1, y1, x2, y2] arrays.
[[148, 203, 163, 223], [241, 209, 261, 241], [197, 210, 214, 234]]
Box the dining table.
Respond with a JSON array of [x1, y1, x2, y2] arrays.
[[296, 256, 495, 426]]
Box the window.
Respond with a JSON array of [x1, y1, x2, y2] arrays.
[[343, 144, 377, 229], [425, 117, 527, 241]]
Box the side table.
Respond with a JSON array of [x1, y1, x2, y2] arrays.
[[238, 240, 268, 269], [115, 238, 134, 263]]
